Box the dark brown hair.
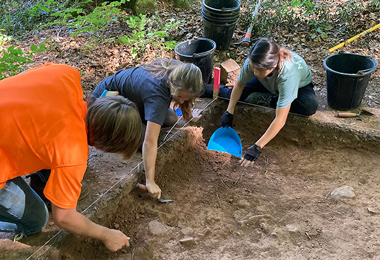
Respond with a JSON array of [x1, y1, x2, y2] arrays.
[[249, 38, 292, 70], [86, 96, 142, 159]]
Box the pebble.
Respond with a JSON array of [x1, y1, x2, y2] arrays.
[[271, 230, 278, 237], [260, 222, 270, 233], [358, 177, 368, 185], [181, 227, 194, 235], [237, 199, 250, 208], [368, 207, 380, 214], [286, 224, 300, 233], [179, 237, 196, 246], [198, 227, 211, 238], [329, 185, 356, 200], [148, 220, 168, 235]]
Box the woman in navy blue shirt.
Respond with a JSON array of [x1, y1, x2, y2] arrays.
[[92, 59, 203, 199]]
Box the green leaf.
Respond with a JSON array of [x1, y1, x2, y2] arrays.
[[37, 44, 46, 52]]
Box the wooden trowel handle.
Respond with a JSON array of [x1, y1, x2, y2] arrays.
[[136, 183, 148, 191], [337, 112, 359, 118]]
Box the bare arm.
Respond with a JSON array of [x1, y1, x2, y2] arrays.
[[241, 104, 291, 167], [226, 80, 245, 114], [256, 104, 290, 147], [143, 121, 162, 199], [51, 205, 129, 252]]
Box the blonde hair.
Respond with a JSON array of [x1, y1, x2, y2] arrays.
[[142, 59, 203, 121], [86, 96, 143, 159]]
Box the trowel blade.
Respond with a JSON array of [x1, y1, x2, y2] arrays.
[[157, 198, 173, 203]]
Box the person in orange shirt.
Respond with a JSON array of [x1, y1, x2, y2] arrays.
[[0, 63, 142, 251]]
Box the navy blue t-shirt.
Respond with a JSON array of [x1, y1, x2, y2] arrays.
[[92, 66, 171, 125]]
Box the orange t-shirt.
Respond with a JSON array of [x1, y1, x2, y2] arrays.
[[0, 63, 88, 209]]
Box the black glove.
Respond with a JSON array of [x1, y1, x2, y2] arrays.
[[221, 111, 234, 127], [243, 144, 262, 162]]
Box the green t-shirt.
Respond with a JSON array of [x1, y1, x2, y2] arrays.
[[238, 51, 312, 108]]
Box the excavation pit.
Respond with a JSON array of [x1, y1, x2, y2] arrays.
[[2, 100, 380, 260]]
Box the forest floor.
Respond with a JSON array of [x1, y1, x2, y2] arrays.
[[6, 0, 380, 109], [1, 0, 380, 259]]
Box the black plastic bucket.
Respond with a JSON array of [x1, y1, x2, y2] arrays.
[[202, 0, 240, 51], [202, 17, 239, 51], [201, 8, 239, 23], [174, 38, 216, 84], [323, 52, 378, 110]]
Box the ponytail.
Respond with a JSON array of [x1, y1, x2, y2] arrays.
[[277, 47, 292, 70]]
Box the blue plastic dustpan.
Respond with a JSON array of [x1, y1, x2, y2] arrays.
[[207, 127, 242, 157]]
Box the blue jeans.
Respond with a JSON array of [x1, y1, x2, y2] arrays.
[[0, 177, 49, 237]]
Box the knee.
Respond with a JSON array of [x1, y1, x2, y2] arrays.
[[301, 101, 318, 116], [23, 201, 49, 236], [34, 205, 49, 233], [244, 92, 273, 106], [244, 93, 262, 104], [163, 108, 178, 126]]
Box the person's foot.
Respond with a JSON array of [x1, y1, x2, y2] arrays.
[[201, 83, 231, 99], [201, 83, 214, 98], [13, 232, 25, 242]]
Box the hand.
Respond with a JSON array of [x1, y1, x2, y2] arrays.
[[221, 111, 234, 127], [146, 181, 162, 199], [102, 229, 130, 252], [240, 144, 262, 167]]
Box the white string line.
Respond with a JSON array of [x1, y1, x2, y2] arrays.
[[158, 97, 218, 149], [25, 230, 63, 260], [220, 96, 380, 135], [163, 116, 183, 141], [222, 97, 380, 133], [26, 162, 144, 260], [26, 97, 218, 260]]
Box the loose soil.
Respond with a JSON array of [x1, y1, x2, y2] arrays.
[[2, 101, 380, 260]]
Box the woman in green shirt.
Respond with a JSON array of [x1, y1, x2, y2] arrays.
[[220, 38, 318, 166]]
